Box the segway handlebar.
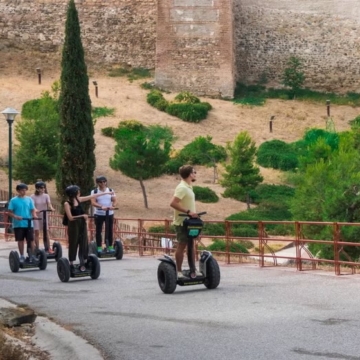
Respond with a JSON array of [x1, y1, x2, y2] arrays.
[[22, 217, 42, 220], [38, 209, 53, 213], [179, 211, 206, 217]]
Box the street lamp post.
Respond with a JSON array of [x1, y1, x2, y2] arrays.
[[1, 107, 20, 202]]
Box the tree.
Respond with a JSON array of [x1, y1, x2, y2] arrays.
[[221, 131, 263, 208], [282, 56, 305, 99], [110, 122, 173, 208], [14, 91, 59, 183], [290, 134, 360, 260], [56, 0, 95, 205]]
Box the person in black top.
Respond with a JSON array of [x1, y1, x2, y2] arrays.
[[64, 185, 113, 269]]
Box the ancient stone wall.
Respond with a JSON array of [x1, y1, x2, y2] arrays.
[[1, 0, 360, 94], [235, 0, 360, 93], [155, 0, 235, 98], [0, 0, 157, 72]]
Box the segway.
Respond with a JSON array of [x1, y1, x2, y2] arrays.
[[36, 209, 62, 261], [89, 208, 123, 260], [9, 218, 48, 273], [57, 217, 100, 282], [157, 212, 221, 294]]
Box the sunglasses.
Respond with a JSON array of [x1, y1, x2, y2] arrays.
[[98, 181, 106, 183]]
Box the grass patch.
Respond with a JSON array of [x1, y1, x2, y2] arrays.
[[92, 106, 115, 120], [108, 67, 152, 82], [234, 83, 360, 106]]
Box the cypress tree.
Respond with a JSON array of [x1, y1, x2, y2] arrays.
[[56, 0, 95, 205]]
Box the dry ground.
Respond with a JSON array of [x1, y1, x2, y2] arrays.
[[0, 72, 359, 221]]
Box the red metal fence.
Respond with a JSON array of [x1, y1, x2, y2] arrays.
[[1, 210, 360, 276]]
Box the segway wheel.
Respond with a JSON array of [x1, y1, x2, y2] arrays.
[[89, 241, 98, 255], [53, 242, 63, 261], [88, 254, 101, 279], [38, 249, 48, 270], [9, 251, 20, 273], [57, 257, 70, 282], [114, 239, 123, 260], [157, 262, 177, 294], [204, 257, 221, 289]]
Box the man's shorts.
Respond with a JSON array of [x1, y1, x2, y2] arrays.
[[175, 225, 188, 244], [14, 227, 34, 242]]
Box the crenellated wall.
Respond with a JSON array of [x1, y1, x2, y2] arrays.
[[1, 0, 360, 95]]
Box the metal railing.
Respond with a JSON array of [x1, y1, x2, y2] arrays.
[[1, 211, 360, 276]]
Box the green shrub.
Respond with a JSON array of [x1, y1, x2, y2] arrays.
[[108, 67, 151, 81], [246, 184, 295, 205], [92, 106, 115, 119], [101, 127, 116, 138], [257, 139, 298, 170], [174, 91, 200, 104], [147, 90, 169, 111], [164, 157, 184, 175], [206, 239, 249, 253], [193, 186, 219, 203], [148, 225, 175, 234], [166, 102, 209, 123], [202, 223, 226, 236]]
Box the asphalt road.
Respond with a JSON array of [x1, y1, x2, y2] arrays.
[[1, 241, 360, 360]]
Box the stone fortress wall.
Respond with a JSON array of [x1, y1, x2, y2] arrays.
[[1, 0, 360, 95]]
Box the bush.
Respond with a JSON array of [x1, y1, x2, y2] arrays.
[[101, 126, 116, 138], [166, 102, 209, 123], [193, 186, 219, 203], [206, 239, 249, 253], [257, 140, 298, 170], [246, 184, 295, 205], [147, 90, 168, 111], [92, 106, 115, 119], [174, 91, 200, 104]]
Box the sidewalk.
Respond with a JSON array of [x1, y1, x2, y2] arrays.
[[0, 239, 104, 360]]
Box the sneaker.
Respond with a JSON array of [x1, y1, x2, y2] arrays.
[[195, 269, 203, 277], [30, 255, 37, 263], [19, 255, 25, 263], [108, 246, 114, 251], [47, 248, 55, 254], [97, 247, 102, 252], [177, 271, 185, 279]]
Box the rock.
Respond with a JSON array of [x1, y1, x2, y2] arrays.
[[0, 306, 37, 327]]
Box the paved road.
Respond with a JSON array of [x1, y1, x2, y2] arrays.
[[1, 241, 360, 360]]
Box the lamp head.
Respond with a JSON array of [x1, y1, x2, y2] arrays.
[[1, 107, 20, 122], [93, 81, 98, 86], [36, 68, 41, 74]]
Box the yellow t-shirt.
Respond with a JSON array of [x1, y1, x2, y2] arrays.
[[172, 180, 196, 226]]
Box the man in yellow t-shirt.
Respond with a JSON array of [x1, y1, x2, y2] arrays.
[[170, 165, 201, 278]]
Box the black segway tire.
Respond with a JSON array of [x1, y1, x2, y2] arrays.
[[57, 257, 70, 282], [204, 257, 221, 289], [53, 242, 63, 261], [88, 254, 100, 279], [89, 241, 98, 256], [38, 249, 48, 270], [115, 239, 123, 260], [157, 262, 177, 294], [9, 251, 20, 273]]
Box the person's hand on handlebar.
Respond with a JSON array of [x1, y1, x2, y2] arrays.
[[188, 211, 199, 218], [82, 214, 88, 220]]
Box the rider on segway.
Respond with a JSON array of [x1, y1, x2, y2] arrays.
[[63, 185, 112, 271], [7, 183, 38, 263], [170, 165, 202, 278], [91, 176, 117, 253]]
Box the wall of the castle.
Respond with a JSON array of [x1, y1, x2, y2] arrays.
[[235, 0, 360, 93], [1, 0, 360, 94], [155, 0, 235, 98], [0, 0, 157, 70]]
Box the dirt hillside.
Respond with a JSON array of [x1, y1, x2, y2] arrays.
[[0, 72, 359, 221]]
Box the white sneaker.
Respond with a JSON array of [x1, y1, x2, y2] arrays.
[[195, 269, 203, 277], [19, 256, 25, 263], [177, 271, 185, 279]]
